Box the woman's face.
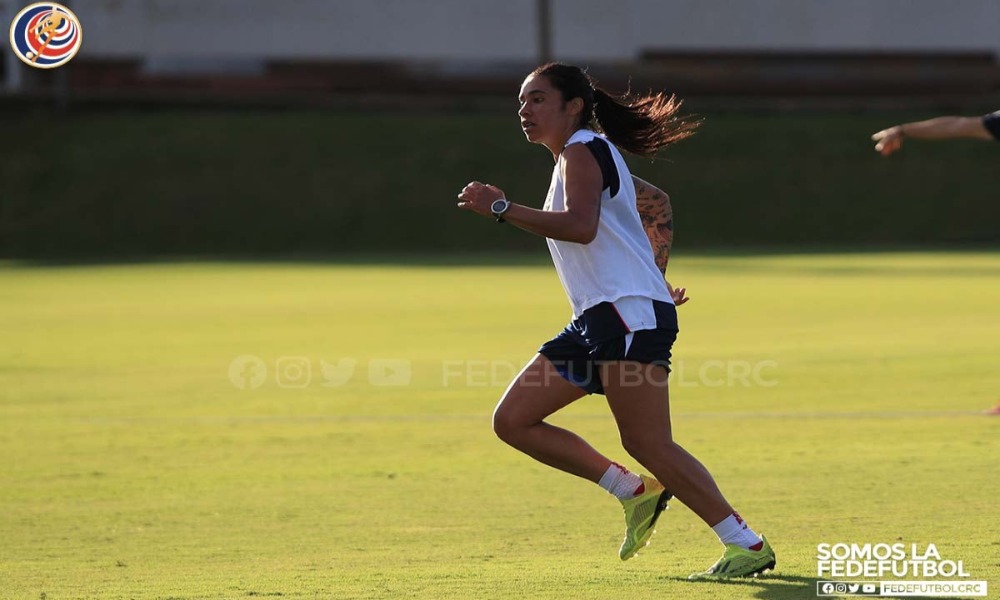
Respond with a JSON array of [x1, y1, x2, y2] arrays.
[[518, 74, 579, 148]]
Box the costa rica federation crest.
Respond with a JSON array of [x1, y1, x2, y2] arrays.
[[9, 2, 82, 69]]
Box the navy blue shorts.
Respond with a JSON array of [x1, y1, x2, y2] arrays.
[[538, 299, 678, 395]]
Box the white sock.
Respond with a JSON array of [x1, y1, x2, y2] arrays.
[[598, 462, 644, 500], [711, 511, 763, 550]]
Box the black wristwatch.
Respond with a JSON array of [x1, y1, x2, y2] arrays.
[[490, 198, 511, 223]]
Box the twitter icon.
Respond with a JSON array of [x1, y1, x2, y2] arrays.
[[321, 358, 357, 387]]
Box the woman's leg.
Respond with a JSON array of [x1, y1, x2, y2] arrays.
[[602, 361, 775, 577], [492, 353, 609, 482], [600, 361, 733, 526], [495, 354, 668, 561]]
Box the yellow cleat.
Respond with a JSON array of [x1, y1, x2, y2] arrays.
[[618, 474, 672, 560], [688, 535, 776, 579]]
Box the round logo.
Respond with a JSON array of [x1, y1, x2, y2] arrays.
[[9, 3, 82, 69]]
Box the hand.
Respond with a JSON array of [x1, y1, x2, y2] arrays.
[[871, 126, 904, 156], [670, 285, 690, 306], [457, 181, 505, 218]]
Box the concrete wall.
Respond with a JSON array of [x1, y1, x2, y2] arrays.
[[21, 0, 1000, 61], [557, 0, 1000, 60], [77, 0, 539, 60]]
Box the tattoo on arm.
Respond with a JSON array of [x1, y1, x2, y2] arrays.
[[632, 175, 673, 275]]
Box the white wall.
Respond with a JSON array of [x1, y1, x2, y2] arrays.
[[76, 0, 1000, 61], [81, 0, 538, 60], [555, 0, 1000, 60]]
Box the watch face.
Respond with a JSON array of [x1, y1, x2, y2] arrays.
[[491, 199, 508, 214]]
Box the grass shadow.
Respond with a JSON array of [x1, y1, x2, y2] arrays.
[[2, 245, 998, 271], [659, 573, 819, 600]]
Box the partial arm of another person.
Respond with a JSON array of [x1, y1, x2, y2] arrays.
[[871, 114, 996, 156], [457, 143, 602, 244]]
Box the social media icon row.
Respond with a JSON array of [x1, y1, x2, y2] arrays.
[[818, 581, 879, 596], [228, 355, 412, 390]]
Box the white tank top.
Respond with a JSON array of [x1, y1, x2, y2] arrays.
[[544, 129, 673, 320]]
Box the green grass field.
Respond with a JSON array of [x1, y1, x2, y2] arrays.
[[1, 252, 998, 599]]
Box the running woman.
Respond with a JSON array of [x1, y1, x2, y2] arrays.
[[457, 63, 775, 579]]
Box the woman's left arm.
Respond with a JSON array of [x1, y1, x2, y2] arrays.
[[457, 144, 603, 244]]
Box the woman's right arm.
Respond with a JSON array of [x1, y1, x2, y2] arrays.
[[633, 176, 688, 305], [633, 175, 673, 275]]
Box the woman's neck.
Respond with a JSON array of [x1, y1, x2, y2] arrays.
[[547, 127, 586, 161]]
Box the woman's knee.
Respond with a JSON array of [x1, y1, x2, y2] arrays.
[[491, 403, 524, 445], [620, 431, 674, 466]]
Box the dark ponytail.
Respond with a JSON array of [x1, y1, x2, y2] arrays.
[[593, 88, 699, 157], [531, 62, 699, 157]]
